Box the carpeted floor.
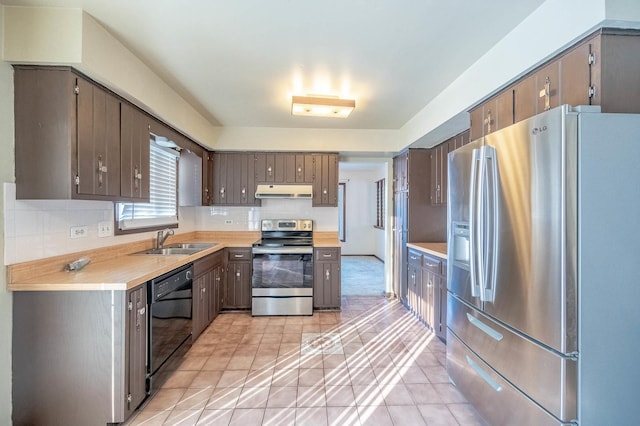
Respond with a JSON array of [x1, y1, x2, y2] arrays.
[[340, 256, 386, 296]]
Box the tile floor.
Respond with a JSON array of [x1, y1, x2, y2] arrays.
[[127, 296, 485, 425]]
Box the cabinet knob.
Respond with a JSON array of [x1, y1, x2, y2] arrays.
[[297, 167, 302, 176], [97, 155, 107, 187], [236, 271, 241, 277], [323, 188, 328, 195], [326, 269, 330, 280], [539, 76, 551, 111], [267, 166, 272, 176], [241, 187, 246, 195]]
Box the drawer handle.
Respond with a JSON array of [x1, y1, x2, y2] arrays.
[[425, 262, 438, 268], [322, 254, 332, 258], [410, 256, 419, 260], [466, 313, 503, 341], [234, 254, 244, 258], [466, 355, 503, 392]]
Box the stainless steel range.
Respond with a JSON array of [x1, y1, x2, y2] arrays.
[[252, 219, 314, 316]]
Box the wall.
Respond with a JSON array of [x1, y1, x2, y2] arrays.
[[338, 168, 386, 259], [3, 182, 198, 264], [1, 6, 222, 148], [194, 200, 338, 232], [0, 5, 13, 422]]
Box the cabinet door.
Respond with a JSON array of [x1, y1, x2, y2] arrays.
[[495, 89, 514, 131], [239, 153, 256, 205], [422, 269, 436, 329], [192, 275, 208, 340], [513, 74, 538, 124], [469, 105, 484, 141], [314, 261, 341, 309], [226, 262, 252, 309], [312, 153, 338, 206], [211, 265, 223, 321], [560, 37, 594, 108], [255, 153, 285, 183], [212, 152, 228, 204], [535, 61, 560, 113], [126, 285, 147, 414], [120, 103, 150, 201], [76, 77, 121, 198], [436, 271, 447, 341], [285, 153, 312, 183]]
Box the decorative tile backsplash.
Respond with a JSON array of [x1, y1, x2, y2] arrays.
[[3, 183, 337, 264]]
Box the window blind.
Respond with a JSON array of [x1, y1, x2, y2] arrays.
[[117, 142, 179, 230]]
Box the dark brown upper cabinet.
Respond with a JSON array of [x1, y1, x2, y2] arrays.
[[472, 29, 640, 137], [120, 103, 150, 201], [211, 152, 258, 206], [284, 153, 314, 183], [255, 153, 285, 183], [14, 66, 123, 200], [312, 153, 339, 207], [430, 129, 470, 206]]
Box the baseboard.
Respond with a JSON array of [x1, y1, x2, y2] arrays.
[[340, 254, 385, 263]]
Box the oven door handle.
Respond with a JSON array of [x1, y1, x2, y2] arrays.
[[252, 246, 313, 255]]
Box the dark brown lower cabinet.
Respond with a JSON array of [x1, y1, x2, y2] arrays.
[[223, 248, 252, 310], [435, 260, 448, 342], [313, 247, 341, 309], [408, 249, 423, 317], [405, 249, 446, 341], [126, 284, 147, 418], [193, 251, 225, 339], [12, 285, 148, 425]]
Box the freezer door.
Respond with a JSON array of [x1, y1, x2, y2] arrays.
[[481, 106, 577, 354], [447, 139, 483, 309]]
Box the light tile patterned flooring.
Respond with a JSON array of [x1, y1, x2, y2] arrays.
[[127, 296, 485, 425]]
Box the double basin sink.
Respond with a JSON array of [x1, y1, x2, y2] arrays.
[[133, 242, 217, 256]]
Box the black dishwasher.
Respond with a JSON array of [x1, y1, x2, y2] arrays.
[[147, 263, 193, 392]]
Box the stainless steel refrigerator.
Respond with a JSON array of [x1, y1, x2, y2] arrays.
[[447, 105, 640, 425]]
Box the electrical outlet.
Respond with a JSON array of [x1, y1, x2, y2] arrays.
[[70, 225, 88, 239], [98, 221, 112, 237], [225, 220, 233, 225]]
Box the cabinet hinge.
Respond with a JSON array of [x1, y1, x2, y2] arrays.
[[588, 52, 596, 65], [74, 175, 80, 186], [74, 85, 79, 95], [588, 85, 596, 99], [128, 301, 133, 311], [126, 393, 132, 404]]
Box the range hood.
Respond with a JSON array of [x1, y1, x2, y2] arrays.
[[255, 184, 313, 199]]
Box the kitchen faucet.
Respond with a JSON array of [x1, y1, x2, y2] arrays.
[[156, 228, 174, 249]]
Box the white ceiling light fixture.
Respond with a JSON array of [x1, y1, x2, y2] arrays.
[[291, 95, 355, 118]]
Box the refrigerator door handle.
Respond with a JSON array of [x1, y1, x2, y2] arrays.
[[466, 312, 503, 341], [465, 355, 503, 392], [469, 148, 483, 298], [482, 146, 499, 303]]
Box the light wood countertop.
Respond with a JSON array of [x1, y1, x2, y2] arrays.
[[7, 231, 260, 292], [7, 230, 345, 292], [406, 242, 447, 260], [313, 232, 341, 247]]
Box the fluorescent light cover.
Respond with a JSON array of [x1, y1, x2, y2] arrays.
[[291, 95, 355, 118]]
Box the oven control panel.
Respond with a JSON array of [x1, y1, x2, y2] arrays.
[[261, 219, 313, 231]]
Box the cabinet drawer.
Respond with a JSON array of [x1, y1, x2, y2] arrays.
[[227, 248, 252, 261], [422, 253, 442, 274], [408, 249, 423, 267], [314, 248, 340, 261]]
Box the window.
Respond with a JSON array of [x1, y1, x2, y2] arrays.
[[116, 141, 179, 232], [375, 179, 385, 229]]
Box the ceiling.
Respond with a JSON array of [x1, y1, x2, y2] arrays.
[[4, 0, 546, 131]]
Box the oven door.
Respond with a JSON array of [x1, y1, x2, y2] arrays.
[[252, 252, 313, 296]]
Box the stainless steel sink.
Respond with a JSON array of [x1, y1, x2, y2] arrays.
[[165, 243, 217, 250], [131, 242, 217, 256]]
